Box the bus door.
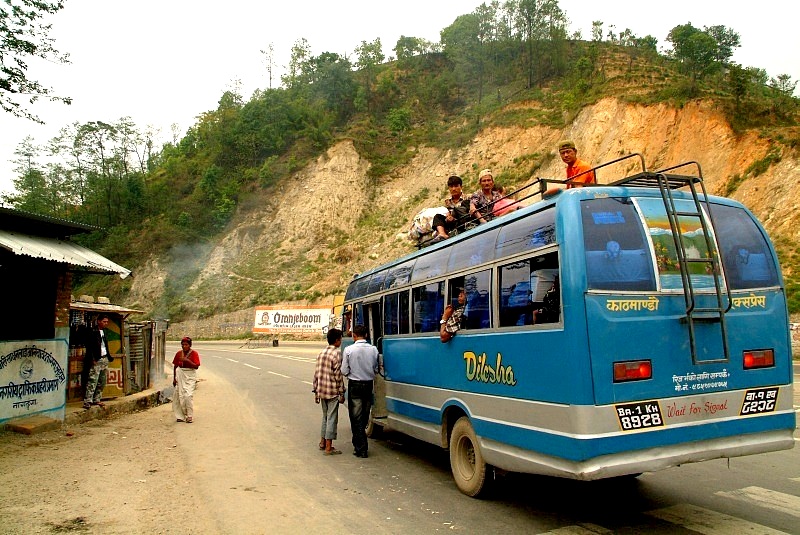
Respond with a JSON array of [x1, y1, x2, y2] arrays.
[[362, 298, 387, 423]]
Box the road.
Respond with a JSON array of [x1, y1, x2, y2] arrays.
[[0, 341, 798, 534]]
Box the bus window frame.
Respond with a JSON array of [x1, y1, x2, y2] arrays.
[[497, 247, 562, 330]]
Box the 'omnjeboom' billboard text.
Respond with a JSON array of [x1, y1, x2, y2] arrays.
[[252, 306, 331, 334]]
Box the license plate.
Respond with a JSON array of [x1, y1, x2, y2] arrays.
[[740, 387, 779, 415], [614, 400, 664, 431]]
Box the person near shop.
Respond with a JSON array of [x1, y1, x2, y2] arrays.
[[341, 324, 380, 458], [172, 336, 201, 423], [313, 328, 346, 455], [82, 314, 112, 409]]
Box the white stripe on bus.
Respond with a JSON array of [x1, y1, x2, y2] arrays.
[[715, 486, 800, 519], [646, 503, 788, 535]]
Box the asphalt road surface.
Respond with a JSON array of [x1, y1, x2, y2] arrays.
[[0, 341, 797, 534]]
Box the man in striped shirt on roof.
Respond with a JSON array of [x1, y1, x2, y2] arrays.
[[313, 328, 346, 455]]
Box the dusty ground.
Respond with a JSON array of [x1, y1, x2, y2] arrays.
[[0, 403, 211, 534]]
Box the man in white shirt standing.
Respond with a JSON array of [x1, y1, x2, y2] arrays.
[[342, 324, 379, 458]]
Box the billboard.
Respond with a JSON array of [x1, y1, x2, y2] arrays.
[[252, 306, 332, 334]]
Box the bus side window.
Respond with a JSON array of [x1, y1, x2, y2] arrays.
[[383, 290, 411, 335], [499, 261, 532, 327], [412, 282, 444, 333], [461, 270, 491, 330]]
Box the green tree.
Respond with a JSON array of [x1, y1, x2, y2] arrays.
[[355, 38, 385, 112], [441, 13, 481, 95], [0, 0, 71, 121], [282, 38, 312, 89], [509, 0, 567, 88], [728, 63, 749, 110], [394, 35, 424, 60], [704, 25, 740, 64], [666, 23, 720, 86], [5, 137, 46, 211]]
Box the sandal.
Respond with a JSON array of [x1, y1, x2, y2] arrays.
[[318, 443, 326, 450], [92, 401, 106, 408], [185, 417, 193, 423], [323, 449, 342, 455]]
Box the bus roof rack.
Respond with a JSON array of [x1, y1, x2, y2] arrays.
[[609, 171, 703, 190], [609, 160, 705, 190]]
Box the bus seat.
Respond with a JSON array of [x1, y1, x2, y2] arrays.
[[586, 247, 650, 285], [464, 292, 490, 329], [737, 250, 770, 281]]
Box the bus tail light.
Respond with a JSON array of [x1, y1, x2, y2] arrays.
[[743, 349, 774, 369], [613, 360, 652, 382]]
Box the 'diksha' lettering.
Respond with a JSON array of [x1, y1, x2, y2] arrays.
[[463, 351, 517, 386]]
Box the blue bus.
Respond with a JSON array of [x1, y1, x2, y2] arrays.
[[341, 156, 795, 496]]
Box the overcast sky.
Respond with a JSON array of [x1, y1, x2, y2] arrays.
[[1, 0, 797, 196]]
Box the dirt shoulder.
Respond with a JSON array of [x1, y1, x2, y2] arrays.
[[0, 401, 211, 534]]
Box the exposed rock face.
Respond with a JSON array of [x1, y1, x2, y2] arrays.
[[133, 98, 798, 336]]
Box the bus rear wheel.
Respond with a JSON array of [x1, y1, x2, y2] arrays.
[[449, 417, 489, 497], [366, 405, 383, 438]]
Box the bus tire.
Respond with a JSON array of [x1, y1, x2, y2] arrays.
[[449, 417, 488, 497], [366, 407, 383, 438]]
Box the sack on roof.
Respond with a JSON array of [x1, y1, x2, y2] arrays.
[[408, 207, 449, 242]]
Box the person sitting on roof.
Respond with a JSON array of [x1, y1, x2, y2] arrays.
[[491, 184, 520, 217], [430, 175, 473, 243], [558, 140, 596, 188], [470, 169, 502, 224]]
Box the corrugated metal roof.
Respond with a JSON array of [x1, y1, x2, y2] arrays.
[[70, 301, 143, 315], [0, 229, 131, 279]]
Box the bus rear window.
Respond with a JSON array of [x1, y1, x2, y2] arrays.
[[581, 198, 656, 291], [712, 203, 780, 289]]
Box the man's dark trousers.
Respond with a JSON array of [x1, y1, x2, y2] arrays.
[[348, 379, 373, 457]]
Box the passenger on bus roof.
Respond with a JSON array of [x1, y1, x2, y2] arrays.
[[558, 140, 596, 188], [491, 184, 520, 217], [470, 169, 502, 225], [431, 175, 473, 243]]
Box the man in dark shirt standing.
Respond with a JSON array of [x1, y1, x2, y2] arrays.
[[82, 314, 112, 409], [342, 324, 379, 458]]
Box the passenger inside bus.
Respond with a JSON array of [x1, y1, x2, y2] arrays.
[[499, 254, 561, 327], [534, 277, 560, 324], [440, 286, 466, 343]]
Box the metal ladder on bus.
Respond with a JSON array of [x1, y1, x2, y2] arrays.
[[613, 162, 732, 363]]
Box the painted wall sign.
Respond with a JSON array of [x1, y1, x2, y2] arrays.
[[0, 342, 66, 421]]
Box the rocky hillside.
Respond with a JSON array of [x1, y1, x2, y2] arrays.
[[129, 97, 800, 337]]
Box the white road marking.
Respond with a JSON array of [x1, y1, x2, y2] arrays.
[[646, 503, 788, 535], [538, 524, 612, 534], [268, 371, 290, 378], [226, 358, 239, 363], [716, 486, 800, 519], [301, 381, 313, 385], [243, 363, 260, 370]]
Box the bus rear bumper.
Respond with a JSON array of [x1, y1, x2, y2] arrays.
[[480, 429, 796, 481]]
